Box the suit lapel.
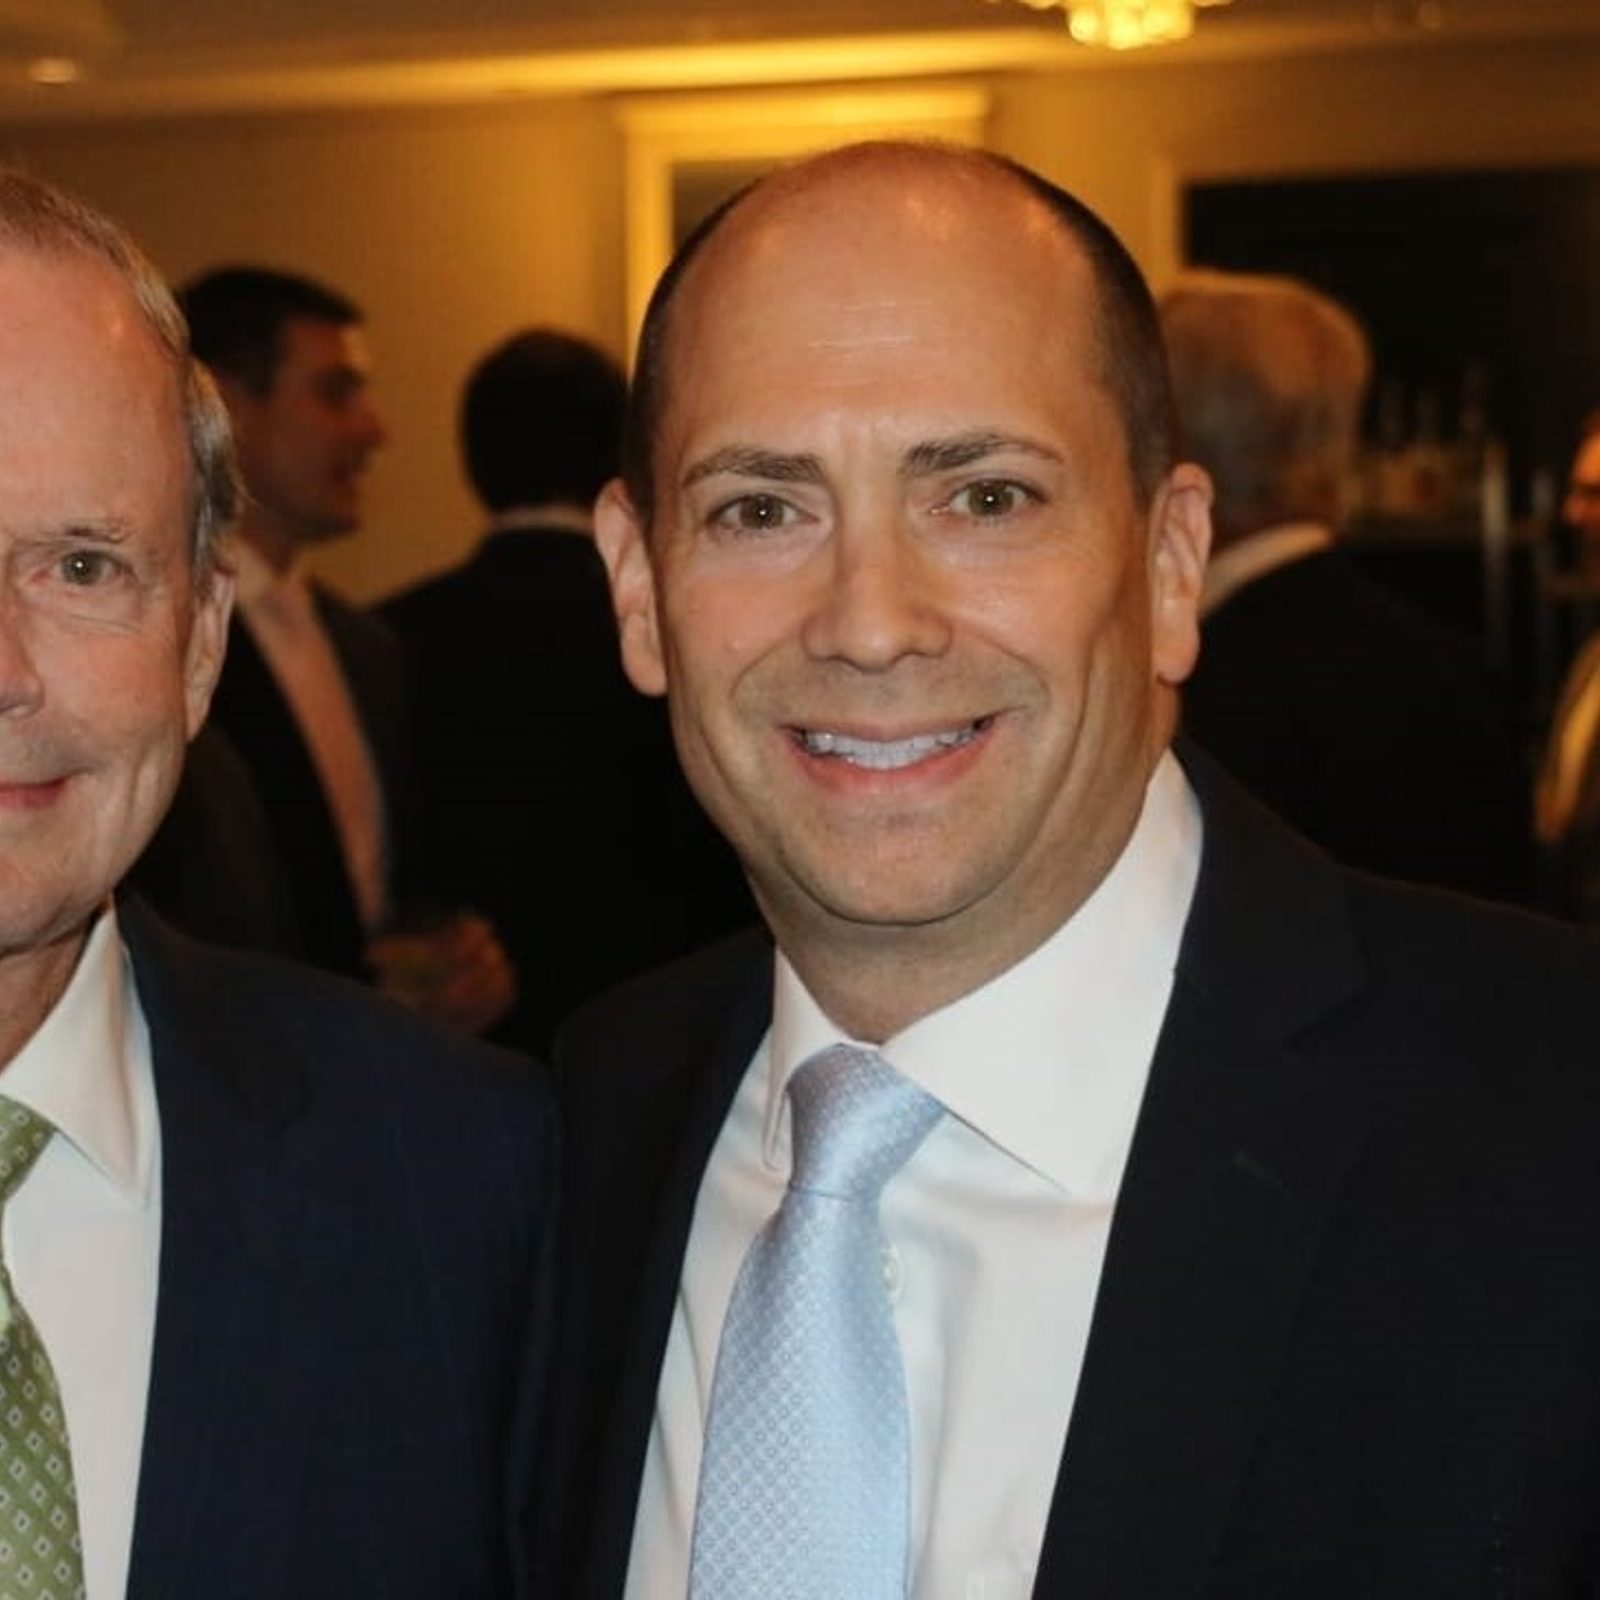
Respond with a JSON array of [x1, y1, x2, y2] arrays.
[[586, 947, 772, 1600], [118, 904, 352, 1600], [212, 612, 366, 975], [1034, 760, 1375, 1598]]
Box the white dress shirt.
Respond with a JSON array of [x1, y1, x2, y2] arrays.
[[1200, 520, 1333, 617], [3, 906, 161, 1600], [231, 537, 390, 933], [625, 753, 1202, 1600]]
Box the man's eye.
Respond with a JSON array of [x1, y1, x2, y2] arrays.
[[948, 480, 1032, 518], [713, 494, 797, 533], [60, 550, 118, 586]]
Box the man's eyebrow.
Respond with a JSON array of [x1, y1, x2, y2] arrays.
[[901, 431, 1063, 477], [43, 518, 133, 544], [682, 447, 826, 490]]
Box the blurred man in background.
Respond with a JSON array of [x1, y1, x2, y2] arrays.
[[1168, 268, 1531, 902], [175, 265, 513, 1033], [384, 328, 750, 1048]]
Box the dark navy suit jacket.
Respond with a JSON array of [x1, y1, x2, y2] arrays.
[[1183, 547, 1532, 904], [545, 753, 1600, 1598], [115, 899, 555, 1599]]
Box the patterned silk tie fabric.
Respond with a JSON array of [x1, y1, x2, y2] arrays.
[[689, 1044, 943, 1600], [0, 1098, 84, 1600]]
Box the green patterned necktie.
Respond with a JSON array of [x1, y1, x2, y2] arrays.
[[0, 1097, 84, 1600]]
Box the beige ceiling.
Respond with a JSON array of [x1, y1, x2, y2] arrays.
[[4, 0, 1600, 120]]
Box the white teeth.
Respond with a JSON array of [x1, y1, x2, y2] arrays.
[[800, 725, 979, 770]]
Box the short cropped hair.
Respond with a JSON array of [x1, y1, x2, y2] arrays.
[[181, 265, 361, 396], [1160, 269, 1371, 546], [620, 141, 1178, 526], [0, 167, 237, 582], [461, 329, 626, 513]]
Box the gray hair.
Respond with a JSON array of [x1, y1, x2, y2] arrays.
[[1160, 269, 1371, 547], [0, 166, 238, 584]]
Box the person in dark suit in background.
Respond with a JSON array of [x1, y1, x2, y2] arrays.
[[0, 167, 553, 1599], [169, 265, 514, 1034], [546, 141, 1600, 1598], [383, 329, 751, 1050], [1167, 268, 1532, 902]]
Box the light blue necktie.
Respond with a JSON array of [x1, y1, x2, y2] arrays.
[[689, 1044, 943, 1600]]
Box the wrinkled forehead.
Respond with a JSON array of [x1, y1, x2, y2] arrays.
[[0, 244, 174, 390], [0, 246, 189, 485]]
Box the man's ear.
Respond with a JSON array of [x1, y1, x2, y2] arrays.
[[594, 478, 668, 698], [183, 562, 235, 739], [1148, 462, 1213, 689]]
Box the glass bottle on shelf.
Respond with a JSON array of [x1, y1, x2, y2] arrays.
[[1451, 363, 1507, 529], [1404, 388, 1450, 518], [1370, 376, 1413, 516]]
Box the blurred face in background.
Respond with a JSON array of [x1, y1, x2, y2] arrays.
[[223, 315, 386, 565]]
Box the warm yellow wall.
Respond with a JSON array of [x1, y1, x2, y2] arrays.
[[1, 97, 626, 600], [3, 32, 1600, 601], [994, 35, 1600, 289]]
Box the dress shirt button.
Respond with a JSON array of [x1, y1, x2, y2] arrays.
[[881, 1242, 904, 1302]]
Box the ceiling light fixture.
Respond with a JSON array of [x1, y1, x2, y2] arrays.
[[991, 0, 1235, 50], [26, 56, 82, 86]]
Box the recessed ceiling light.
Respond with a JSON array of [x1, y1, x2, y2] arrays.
[[28, 57, 84, 86]]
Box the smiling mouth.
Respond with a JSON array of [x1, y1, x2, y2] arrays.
[[795, 719, 989, 771]]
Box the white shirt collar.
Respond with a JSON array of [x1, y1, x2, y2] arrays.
[[0, 905, 154, 1204], [1201, 521, 1333, 617], [764, 750, 1202, 1198], [486, 501, 594, 537]]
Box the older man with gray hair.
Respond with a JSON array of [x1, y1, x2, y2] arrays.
[[1167, 268, 1530, 900], [0, 167, 552, 1600]]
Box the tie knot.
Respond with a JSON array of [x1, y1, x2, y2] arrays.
[[787, 1044, 942, 1204], [0, 1098, 52, 1205]]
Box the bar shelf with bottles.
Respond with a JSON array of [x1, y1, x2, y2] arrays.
[[1344, 369, 1523, 673]]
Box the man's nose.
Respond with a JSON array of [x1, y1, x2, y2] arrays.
[[0, 607, 44, 720], [799, 521, 952, 670], [354, 399, 388, 453]]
